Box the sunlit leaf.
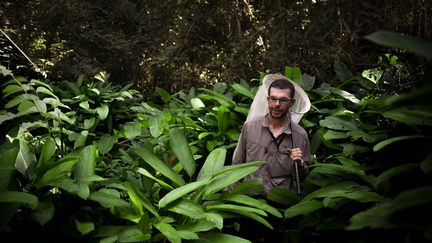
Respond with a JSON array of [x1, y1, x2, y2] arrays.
[[197, 148, 226, 180], [284, 67, 302, 83], [190, 97, 205, 108], [97, 104, 109, 120], [329, 87, 360, 104], [149, 113, 165, 138], [217, 106, 230, 135]]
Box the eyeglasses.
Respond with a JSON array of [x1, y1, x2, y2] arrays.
[[268, 96, 292, 104]]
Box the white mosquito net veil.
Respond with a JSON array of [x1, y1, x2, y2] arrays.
[[246, 73, 311, 124]]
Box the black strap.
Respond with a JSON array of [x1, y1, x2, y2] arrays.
[[265, 129, 286, 153]]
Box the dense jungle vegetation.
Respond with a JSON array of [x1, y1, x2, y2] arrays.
[[1, 1, 432, 242]]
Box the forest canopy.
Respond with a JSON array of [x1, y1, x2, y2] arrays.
[[1, 0, 431, 92]]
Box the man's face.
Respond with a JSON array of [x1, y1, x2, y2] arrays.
[[267, 87, 294, 120]]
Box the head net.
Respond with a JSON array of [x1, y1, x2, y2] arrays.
[[246, 73, 311, 124]]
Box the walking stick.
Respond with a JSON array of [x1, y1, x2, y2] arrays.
[[289, 112, 302, 195]]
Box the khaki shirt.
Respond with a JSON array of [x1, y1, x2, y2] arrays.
[[232, 115, 311, 193]]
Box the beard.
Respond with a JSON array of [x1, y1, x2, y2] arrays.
[[269, 107, 287, 119]]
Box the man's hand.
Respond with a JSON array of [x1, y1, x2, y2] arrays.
[[288, 148, 302, 161]]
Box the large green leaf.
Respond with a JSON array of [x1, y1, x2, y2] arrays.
[[150, 113, 166, 138], [159, 177, 210, 208], [169, 128, 196, 177], [0, 191, 38, 209], [383, 108, 432, 126], [230, 179, 264, 196], [134, 147, 185, 186], [191, 233, 251, 243], [15, 140, 37, 178], [96, 104, 109, 120], [124, 122, 142, 140], [197, 148, 226, 180], [136, 167, 174, 190], [154, 222, 181, 243], [176, 220, 216, 233], [190, 97, 205, 109], [319, 116, 358, 131], [166, 199, 205, 219], [118, 227, 151, 242], [123, 182, 159, 218], [334, 60, 353, 81], [284, 66, 302, 83], [36, 157, 78, 187], [2, 84, 25, 98], [38, 137, 56, 165], [89, 189, 130, 208], [205, 166, 259, 196], [233, 210, 273, 229], [75, 145, 97, 182], [374, 164, 418, 188], [285, 200, 323, 218], [373, 135, 426, 151], [36, 86, 59, 100], [231, 83, 254, 99], [98, 134, 118, 155], [310, 163, 373, 185], [365, 31, 432, 58], [222, 194, 282, 218], [217, 106, 230, 135], [348, 186, 432, 230], [5, 94, 39, 108], [0, 145, 19, 190], [206, 204, 267, 217], [266, 187, 301, 206]]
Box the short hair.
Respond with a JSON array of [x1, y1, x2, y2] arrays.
[[268, 79, 295, 98]]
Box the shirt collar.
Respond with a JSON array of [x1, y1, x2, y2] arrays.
[[262, 114, 292, 135]]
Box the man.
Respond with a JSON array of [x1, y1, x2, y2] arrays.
[[232, 75, 311, 194]]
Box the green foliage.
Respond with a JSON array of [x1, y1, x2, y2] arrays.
[[1, 30, 431, 242], [0, 66, 276, 242]]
